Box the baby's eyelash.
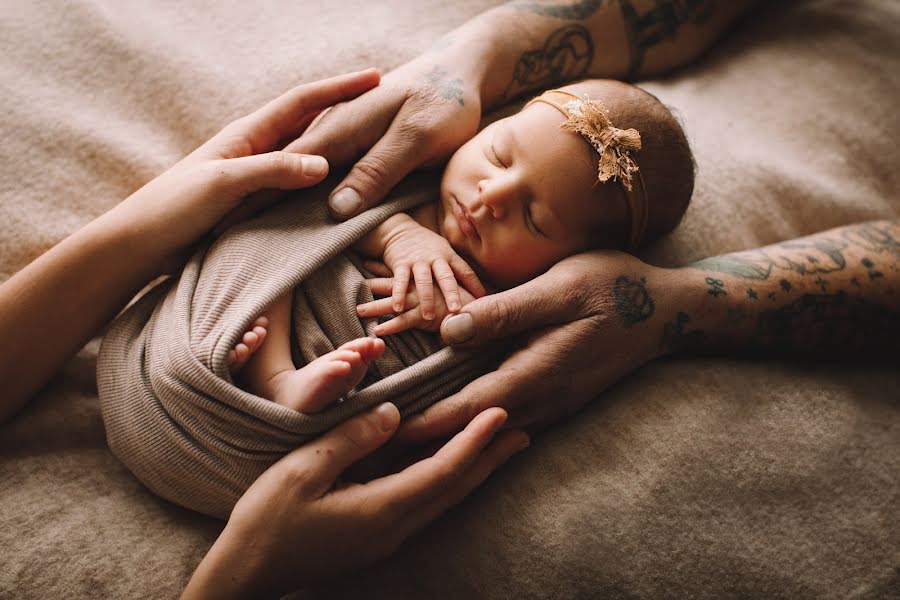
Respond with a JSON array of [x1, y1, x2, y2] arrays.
[[490, 141, 506, 168], [525, 203, 547, 238]]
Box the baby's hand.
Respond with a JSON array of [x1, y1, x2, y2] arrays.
[[357, 277, 478, 336], [380, 222, 485, 321]]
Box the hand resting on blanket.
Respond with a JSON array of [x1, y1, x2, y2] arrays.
[[392, 221, 900, 445]]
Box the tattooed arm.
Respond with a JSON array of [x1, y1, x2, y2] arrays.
[[663, 220, 900, 358], [480, 0, 756, 105], [287, 0, 757, 219], [394, 221, 899, 445]]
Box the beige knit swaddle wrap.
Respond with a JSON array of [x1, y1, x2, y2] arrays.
[[96, 176, 497, 519]]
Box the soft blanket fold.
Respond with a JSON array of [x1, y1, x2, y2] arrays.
[[96, 175, 496, 518]]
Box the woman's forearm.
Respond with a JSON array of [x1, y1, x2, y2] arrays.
[[659, 220, 900, 359], [442, 0, 756, 109], [0, 208, 166, 423]]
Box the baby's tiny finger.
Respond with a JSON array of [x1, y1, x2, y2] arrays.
[[412, 262, 434, 320], [374, 311, 419, 336], [357, 297, 397, 317], [433, 259, 461, 312], [450, 255, 486, 298], [392, 265, 411, 313], [366, 277, 394, 297]]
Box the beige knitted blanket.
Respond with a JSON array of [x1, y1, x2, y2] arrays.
[[96, 177, 495, 518]]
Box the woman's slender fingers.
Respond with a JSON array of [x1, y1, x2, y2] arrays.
[[341, 408, 511, 518], [433, 259, 461, 312], [373, 309, 420, 336], [224, 68, 381, 153], [395, 429, 528, 540], [412, 262, 434, 320], [293, 402, 400, 498], [394, 362, 538, 446]]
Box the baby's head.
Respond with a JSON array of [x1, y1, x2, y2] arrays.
[[438, 79, 694, 289]]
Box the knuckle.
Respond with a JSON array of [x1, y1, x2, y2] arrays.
[[485, 296, 516, 337], [351, 153, 393, 189], [267, 152, 294, 176]]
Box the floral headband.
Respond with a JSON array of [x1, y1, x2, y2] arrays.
[[525, 89, 648, 250]]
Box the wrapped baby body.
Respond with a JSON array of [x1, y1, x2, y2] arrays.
[[96, 177, 496, 519]]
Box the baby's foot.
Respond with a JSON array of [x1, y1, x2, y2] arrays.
[[268, 337, 385, 413], [228, 316, 269, 374]]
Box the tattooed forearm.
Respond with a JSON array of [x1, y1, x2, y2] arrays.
[[503, 24, 594, 99], [620, 0, 716, 78], [664, 221, 900, 359], [511, 0, 608, 20], [425, 66, 466, 106], [690, 237, 849, 281]]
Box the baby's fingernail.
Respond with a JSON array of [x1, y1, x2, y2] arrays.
[[443, 313, 475, 345], [302, 155, 329, 178], [394, 303, 403, 313], [357, 306, 366, 315], [330, 187, 362, 217], [423, 311, 434, 321], [449, 302, 461, 312]]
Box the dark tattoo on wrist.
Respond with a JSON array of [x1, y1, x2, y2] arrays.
[[425, 66, 465, 106], [503, 24, 594, 100], [779, 279, 792, 292], [747, 288, 758, 300], [511, 0, 608, 20], [705, 277, 726, 297], [619, 0, 715, 79], [613, 275, 655, 327], [690, 237, 848, 281], [660, 311, 706, 354]]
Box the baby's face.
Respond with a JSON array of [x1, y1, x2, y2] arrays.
[[437, 101, 621, 289]]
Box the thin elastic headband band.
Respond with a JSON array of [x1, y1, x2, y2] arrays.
[[526, 90, 648, 250]]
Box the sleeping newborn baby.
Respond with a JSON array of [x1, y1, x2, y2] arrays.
[[229, 79, 695, 413]]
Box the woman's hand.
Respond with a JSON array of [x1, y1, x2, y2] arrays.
[[182, 403, 528, 599], [394, 251, 673, 441], [0, 70, 381, 422], [115, 68, 381, 275]]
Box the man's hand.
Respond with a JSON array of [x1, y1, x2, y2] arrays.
[[285, 56, 483, 219], [394, 251, 672, 442]]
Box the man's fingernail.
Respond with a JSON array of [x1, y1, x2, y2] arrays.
[[443, 313, 475, 345], [330, 187, 362, 216], [375, 402, 398, 432], [302, 156, 329, 178]]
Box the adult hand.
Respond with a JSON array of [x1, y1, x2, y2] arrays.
[[395, 251, 673, 442], [182, 403, 528, 599], [283, 55, 483, 219], [116, 68, 381, 275]]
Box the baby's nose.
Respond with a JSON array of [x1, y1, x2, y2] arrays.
[[478, 178, 516, 219]]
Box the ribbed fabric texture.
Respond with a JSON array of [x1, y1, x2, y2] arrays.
[[96, 176, 496, 518]]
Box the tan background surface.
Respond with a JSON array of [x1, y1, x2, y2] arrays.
[[1, 0, 898, 598]]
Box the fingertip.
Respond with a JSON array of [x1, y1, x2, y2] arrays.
[[374, 402, 400, 433]]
